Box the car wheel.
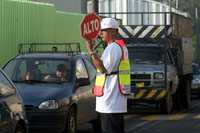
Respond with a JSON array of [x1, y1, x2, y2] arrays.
[[15, 124, 25, 133], [64, 107, 77, 133]]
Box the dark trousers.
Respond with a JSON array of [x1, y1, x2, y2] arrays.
[[100, 113, 125, 133]]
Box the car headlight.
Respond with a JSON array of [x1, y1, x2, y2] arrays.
[[39, 100, 59, 110], [154, 73, 164, 79]]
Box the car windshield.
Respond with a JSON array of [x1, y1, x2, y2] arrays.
[[5, 58, 72, 83], [128, 46, 164, 64]]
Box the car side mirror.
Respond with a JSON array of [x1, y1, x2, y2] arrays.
[[0, 86, 15, 97], [77, 78, 90, 86]]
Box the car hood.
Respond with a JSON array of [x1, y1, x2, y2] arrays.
[[132, 64, 164, 72], [15, 83, 73, 106]]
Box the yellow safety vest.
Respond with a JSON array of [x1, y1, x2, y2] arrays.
[[92, 42, 131, 97]]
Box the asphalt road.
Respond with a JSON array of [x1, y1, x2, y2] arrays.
[[78, 95, 200, 133]]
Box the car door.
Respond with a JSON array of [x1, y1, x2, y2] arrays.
[[83, 58, 97, 120], [75, 58, 94, 124], [0, 70, 17, 133]]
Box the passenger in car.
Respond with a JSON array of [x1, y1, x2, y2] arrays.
[[56, 64, 67, 81], [25, 65, 42, 81]]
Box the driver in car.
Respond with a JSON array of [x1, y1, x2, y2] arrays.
[[56, 64, 67, 81], [25, 64, 42, 81], [44, 64, 67, 82]]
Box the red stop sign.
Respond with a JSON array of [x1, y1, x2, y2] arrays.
[[80, 13, 101, 40]]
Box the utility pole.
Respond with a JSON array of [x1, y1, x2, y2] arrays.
[[195, 7, 200, 63], [169, 0, 172, 12], [176, 0, 179, 9], [86, 0, 98, 13], [169, 0, 172, 25], [94, 0, 99, 13]]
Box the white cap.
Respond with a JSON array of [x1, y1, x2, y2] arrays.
[[101, 18, 119, 30]]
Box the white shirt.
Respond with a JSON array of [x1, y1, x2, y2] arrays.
[[96, 42, 127, 113]]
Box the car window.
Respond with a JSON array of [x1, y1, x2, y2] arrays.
[[38, 60, 71, 82], [17, 60, 28, 81], [3, 59, 17, 78], [0, 71, 15, 96], [84, 58, 96, 81], [4, 58, 71, 83], [76, 59, 89, 79]]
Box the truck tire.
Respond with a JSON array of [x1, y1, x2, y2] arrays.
[[172, 83, 182, 111], [181, 79, 191, 109], [160, 92, 173, 114]]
